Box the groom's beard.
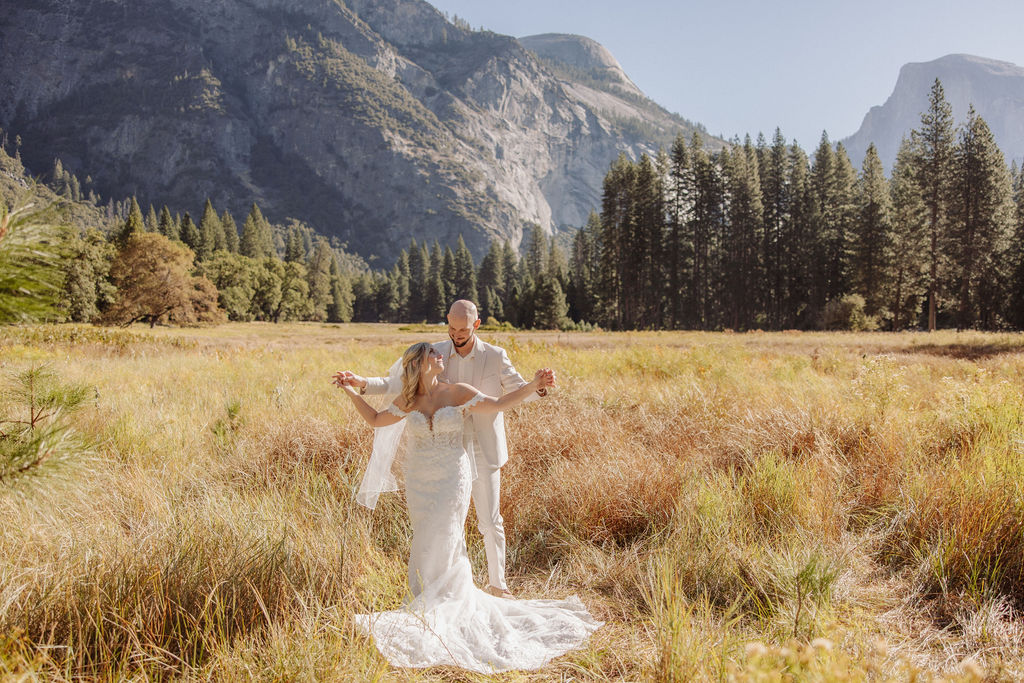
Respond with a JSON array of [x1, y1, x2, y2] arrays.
[[450, 333, 474, 348]]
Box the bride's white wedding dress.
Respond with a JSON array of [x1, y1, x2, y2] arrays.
[[354, 394, 602, 673]]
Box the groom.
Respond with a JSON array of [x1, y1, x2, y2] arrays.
[[335, 300, 552, 599]]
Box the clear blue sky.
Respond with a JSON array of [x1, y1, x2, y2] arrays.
[[426, 0, 1024, 150]]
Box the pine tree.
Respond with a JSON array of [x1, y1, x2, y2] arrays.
[[720, 139, 764, 330], [426, 269, 447, 322], [482, 286, 504, 323], [427, 240, 445, 315], [780, 143, 813, 328], [197, 199, 224, 262], [760, 129, 790, 328], [221, 210, 239, 252], [598, 153, 635, 329], [851, 143, 893, 318], [240, 212, 263, 258], [533, 272, 569, 330], [115, 197, 146, 246], [889, 137, 929, 330], [567, 211, 600, 324], [285, 228, 304, 263], [453, 235, 478, 304], [830, 143, 858, 304], [60, 229, 116, 322], [0, 197, 64, 322], [477, 241, 504, 316], [179, 213, 201, 253], [500, 240, 518, 315], [157, 206, 178, 240], [377, 270, 401, 322], [51, 159, 68, 196], [513, 262, 536, 328], [351, 273, 377, 322], [688, 134, 725, 329], [145, 205, 159, 233], [808, 133, 840, 321], [442, 246, 456, 303], [948, 107, 1014, 329], [306, 239, 334, 321], [327, 257, 354, 323], [240, 204, 273, 259], [666, 134, 694, 328], [631, 153, 666, 328], [546, 237, 567, 286], [523, 223, 547, 281], [273, 261, 313, 322], [1008, 164, 1024, 329], [407, 238, 427, 321], [393, 250, 411, 320], [913, 79, 956, 331]]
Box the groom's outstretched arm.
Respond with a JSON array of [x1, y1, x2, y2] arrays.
[[498, 348, 552, 401], [362, 364, 399, 394], [335, 357, 402, 395]]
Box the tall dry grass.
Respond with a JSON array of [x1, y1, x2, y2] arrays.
[[1, 323, 1022, 680]]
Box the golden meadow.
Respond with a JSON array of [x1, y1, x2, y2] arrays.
[[1, 323, 1022, 681]]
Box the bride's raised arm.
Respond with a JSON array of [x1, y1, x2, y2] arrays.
[[458, 369, 554, 415], [336, 382, 406, 428]]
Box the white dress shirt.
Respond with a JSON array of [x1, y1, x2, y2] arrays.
[[447, 341, 480, 451]]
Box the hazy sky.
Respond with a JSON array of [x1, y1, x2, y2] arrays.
[[426, 0, 1024, 150]]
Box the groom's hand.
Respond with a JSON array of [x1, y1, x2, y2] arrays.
[[534, 368, 555, 396], [332, 371, 367, 390]]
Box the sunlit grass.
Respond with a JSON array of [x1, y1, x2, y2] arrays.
[[1, 323, 1022, 680]]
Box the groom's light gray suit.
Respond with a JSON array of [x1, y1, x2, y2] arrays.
[[363, 338, 536, 590]]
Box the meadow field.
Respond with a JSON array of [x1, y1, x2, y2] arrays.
[[1, 323, 1023, 681]]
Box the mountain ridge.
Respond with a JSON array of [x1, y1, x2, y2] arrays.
[[0, 0, 711, 262]]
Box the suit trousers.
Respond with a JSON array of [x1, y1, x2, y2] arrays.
[[468, 441, 506, 590]]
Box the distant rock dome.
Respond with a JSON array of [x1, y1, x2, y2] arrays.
[[842, 53, 1024, 170]]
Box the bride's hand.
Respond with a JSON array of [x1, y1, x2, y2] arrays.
[[533, 368, 555, 389], [332, 370, 367, 389]]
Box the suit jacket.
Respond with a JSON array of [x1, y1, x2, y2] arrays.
[[363, 338, 535, 468]]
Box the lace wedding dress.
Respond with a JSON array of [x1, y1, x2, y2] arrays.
[[354, 394, 602, 673]]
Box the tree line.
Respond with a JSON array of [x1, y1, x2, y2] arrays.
[[569, 80, 1024, 331], [7, 147, 572, 328], [56, 197, 358, 327], [50, 189, 582, 328], [4, 78, 1023, 330]]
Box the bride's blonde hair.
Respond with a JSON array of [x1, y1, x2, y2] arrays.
[[399, 342, 433, 409]]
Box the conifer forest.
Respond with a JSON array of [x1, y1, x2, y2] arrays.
[[3, 80, 1024, 331]]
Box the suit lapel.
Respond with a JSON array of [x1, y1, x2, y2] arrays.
[[434, 339, 454, 382], [471, 339, 487, 388]]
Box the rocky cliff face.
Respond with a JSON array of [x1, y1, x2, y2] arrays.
[[0, 0, 706, 261], [842, 54, 1024, 171]]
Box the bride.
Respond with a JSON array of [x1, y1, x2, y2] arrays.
[[335, 341, 601, 673]]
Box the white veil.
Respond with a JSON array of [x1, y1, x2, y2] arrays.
[[355, 360, 406, 509]]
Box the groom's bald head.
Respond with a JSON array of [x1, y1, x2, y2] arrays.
[[448, 300, 478, 325], [447, 300, 480, 350]]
